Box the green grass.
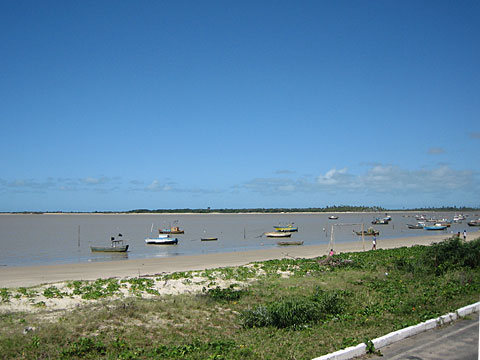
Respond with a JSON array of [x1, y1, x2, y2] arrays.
[[1, 237, 479, 359]]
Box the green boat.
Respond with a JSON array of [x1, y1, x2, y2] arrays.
[[354, 227, 379, 236], [91, 236, 129, 252]]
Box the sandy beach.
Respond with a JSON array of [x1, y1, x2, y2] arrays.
[[2, 232, 475, 288]]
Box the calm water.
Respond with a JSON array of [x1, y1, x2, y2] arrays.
[[0, 212, 477, 267]]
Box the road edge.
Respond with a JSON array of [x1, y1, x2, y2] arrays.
[[312, 302, 480, 360]]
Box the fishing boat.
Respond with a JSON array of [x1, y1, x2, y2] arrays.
[[328, 215, 339, 220], [265, 232, 292, 238], [91, 235, 129, 252], [407, 223, 424, 229], [145, 234, 178, 245], [371, 218, 390, 225], [424, 225, 447, 231], [467, 219, 480, 227], [158, 226, 184, 234], [201, 237, 218, 241], [277, 241, 304, 246], [354, 227, 379, 236], [273, 224, 298, 232]]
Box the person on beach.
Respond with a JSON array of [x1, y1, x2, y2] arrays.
[[372, 236, 377, 250], [463, 230, 467, 240], [329, 249, 335, 256]]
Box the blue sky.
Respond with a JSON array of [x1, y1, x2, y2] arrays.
[[1, 1, 479, 211]]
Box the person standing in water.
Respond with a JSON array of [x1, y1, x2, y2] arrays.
[[372, 236, 377, 250]]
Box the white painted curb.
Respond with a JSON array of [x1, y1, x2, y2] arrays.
[[312, 302, 479, 360]]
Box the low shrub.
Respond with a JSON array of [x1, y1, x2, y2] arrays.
[[241, 289, 347, 329], [204, 284, 247, 302], [422, 237, 480, 275], [61, 337, 107, 358]]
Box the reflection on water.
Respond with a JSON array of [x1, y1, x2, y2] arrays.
[[88, 253, 129, 262], [0, 212, 478, 267]]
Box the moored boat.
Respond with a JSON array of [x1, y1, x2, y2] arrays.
[[407, 223, 423, 229], [328, 215, 339, 220], [273, 224, 298, 232], [145, 234, 178, 245], [159, 226, 184, 234], [91, 235, 129, 252], [201, 237, 218, 241], [372, 218, 389, 225], [467, 219, 480, 227], [424, 225, 447, 231], [265, 232, 292, 238], [354, 227, 379, 236]]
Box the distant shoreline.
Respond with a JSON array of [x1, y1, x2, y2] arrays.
[[0, 209, 477, 216]]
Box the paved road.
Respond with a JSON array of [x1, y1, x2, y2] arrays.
[[358, 312, 479, 360]]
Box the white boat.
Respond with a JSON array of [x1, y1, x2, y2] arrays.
[[265, 232, 292, 238], [328, 216, 339, 220], [145, 234, 178, 245]]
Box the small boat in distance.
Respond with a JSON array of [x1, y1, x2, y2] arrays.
[[277, 241, 304, 246], [265, 232, 292, 238], [372, 218, 390, 225], [273, 224, 298, 232], [91, 235, 129, 252], [201, 237, 218, 241], [145, 234, 178, 245], [424, 225, 447, 231], [354, 227, 379, 236], [407, 223, 424, 229], [328, 215, 339, 220], [467, 219, 480, 227], [159, 226, 184, 234]]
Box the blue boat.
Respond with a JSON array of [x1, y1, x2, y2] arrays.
[[424, 225, 447, 231]]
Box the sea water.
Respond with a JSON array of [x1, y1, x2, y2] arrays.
[[0, 212, 476, 267]]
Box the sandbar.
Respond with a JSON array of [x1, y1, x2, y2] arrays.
[[0, 232, 476, 288]]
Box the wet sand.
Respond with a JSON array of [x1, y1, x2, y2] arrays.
[[0, 232, 476, 288]]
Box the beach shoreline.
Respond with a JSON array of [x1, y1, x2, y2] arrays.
[[2, 232, 475, 288]]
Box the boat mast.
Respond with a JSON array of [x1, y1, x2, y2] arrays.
[[329, 224, 334, 249]]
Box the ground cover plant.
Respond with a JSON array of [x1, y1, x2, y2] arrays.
[[0, 236, 479, 359]]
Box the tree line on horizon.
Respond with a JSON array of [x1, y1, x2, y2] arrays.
[[4, 205, 478, 214], [124, 205, 478, 214]]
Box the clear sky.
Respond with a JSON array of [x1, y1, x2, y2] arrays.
[[1, 1, 479, 212]]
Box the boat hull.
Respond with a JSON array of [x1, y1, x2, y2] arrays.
[[91, 245, 129, 252], [201, 237, 218, 241], [145, 238, 178, 245], [273, 226, 298, 232], [355, 231, 379, 236], [424, 226, 447, 231], [265, 232, 292, 238]]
